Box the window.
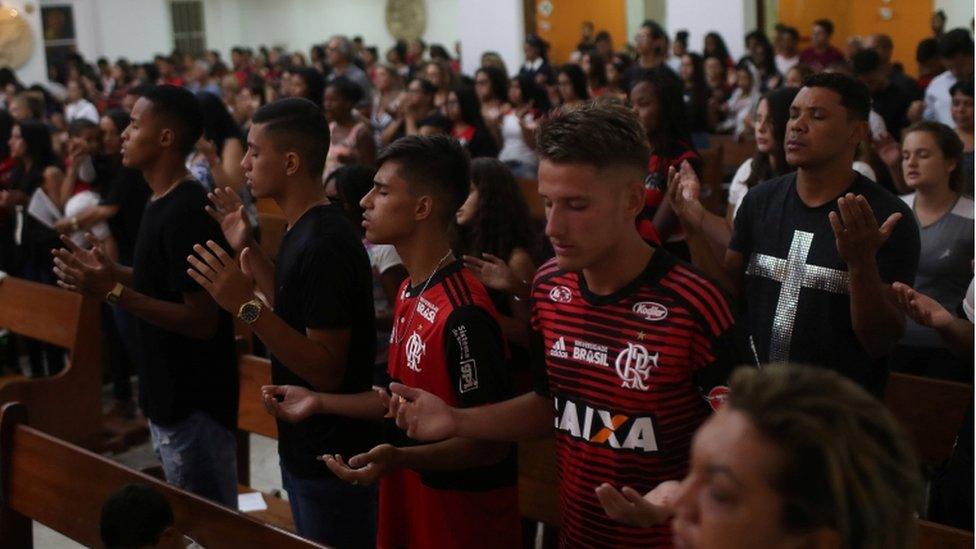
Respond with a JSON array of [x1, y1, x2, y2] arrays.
[[170, 0, 205, 55]]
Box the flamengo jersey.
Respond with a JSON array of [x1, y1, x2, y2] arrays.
[[381, 261, 520, 549], [531, 250, 745, 548]]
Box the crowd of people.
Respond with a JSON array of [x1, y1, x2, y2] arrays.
[[0, 11, 971, 549]]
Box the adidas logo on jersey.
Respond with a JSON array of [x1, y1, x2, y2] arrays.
[[553, 395, 659, 453], [550, 336, 568, 359]]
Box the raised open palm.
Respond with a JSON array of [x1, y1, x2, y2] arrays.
[[205, 186, 252, 253]]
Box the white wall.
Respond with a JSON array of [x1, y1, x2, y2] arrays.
[[935, 0, 974, 30], [458, 0, 523, 75], [665, 0, 749, 60]]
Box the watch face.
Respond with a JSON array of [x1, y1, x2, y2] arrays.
[[241, 302, 260, 323]]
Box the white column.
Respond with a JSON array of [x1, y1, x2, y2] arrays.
[[458, 0, 523, 76], [665, 0, 750, 61]]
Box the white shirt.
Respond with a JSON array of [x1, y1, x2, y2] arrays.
[[924, 70, 958, 128], [498, 112, 537, 168], [64, 190, 110, 247], [65, 99, 99, 124], [775, 54, 799, 76]]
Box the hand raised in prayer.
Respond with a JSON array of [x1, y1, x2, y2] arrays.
[[828, 193, 901, 270], [666, 161, 706, 232], [186, 240, 256, 313], [387, 382, 458, 441], [261, 385, 320, 423], [205, 187, 252, 253], [892, 282, 956, 329], [595, 481, 679, 528], [463, 253, 527, 297], [322, 444, 401, 486], [52, 233, 117, 296]]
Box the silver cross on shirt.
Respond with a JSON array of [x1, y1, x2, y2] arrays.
[[745, 230, 850, 361]]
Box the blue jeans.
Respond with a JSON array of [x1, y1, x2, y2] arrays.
[[281, 462, 377, 548], [149, 411, 238, 508]]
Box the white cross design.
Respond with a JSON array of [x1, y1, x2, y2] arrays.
[[745, 230, 850, 361]]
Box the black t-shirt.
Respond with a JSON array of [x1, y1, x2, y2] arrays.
[[132, 180, 238, 430], [272, 203, 378, 479], [98, 159, 150, 266], [873, 79, 921, 137], [729, 172, 919, 392]]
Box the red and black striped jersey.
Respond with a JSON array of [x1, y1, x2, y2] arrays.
[[380, 260, 521, 549], [530, 249, 747, 548]]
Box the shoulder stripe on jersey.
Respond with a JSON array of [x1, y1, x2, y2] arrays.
[[439, 275, 463, 308], [533, 258, 564, 286], [454, 270, 475, 303], [670, 265, 734, 326], [659, 276, 726, 335], [443, 272, 470, 307]]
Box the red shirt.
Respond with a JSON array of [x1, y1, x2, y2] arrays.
[[798, 46, 845, 72], [381, 261, 521, 549], [530, 251, 745, 547], [639, 142, 702, 244]]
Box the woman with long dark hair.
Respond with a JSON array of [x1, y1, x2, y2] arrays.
[[474, 66, 509, 146], [498, 75, 547, 179], [581, 52, 608, 97], [445, 85, 498, 158], [704, 32, 734, 70], [679, 52, 711, 148], [322, 77, 375, 180], [456, 158, 538, 381], [742, 30, 781, 93], [555, 64, 589, 108]]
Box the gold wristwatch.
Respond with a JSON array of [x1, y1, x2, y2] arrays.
[[237, 298, 264, 325], [105, 282, 124, 305]]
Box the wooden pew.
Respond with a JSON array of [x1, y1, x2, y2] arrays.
[[883, 372, 972, 468], [0, 401, 325, 549], [918, 519, 974, 549], [698, 146, 725, 216], [236, 353, 295, 531], [707, 134, 755, 177], [0, 275, 102, 449]]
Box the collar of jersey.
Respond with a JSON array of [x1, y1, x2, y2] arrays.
[[576, 247, 673, 306], [403, 259, 464, 298]]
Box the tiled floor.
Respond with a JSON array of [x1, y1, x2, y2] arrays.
[[33, 433, 284, 548]]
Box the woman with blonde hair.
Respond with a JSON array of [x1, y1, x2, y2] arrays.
[[598, 364, 922, 549]]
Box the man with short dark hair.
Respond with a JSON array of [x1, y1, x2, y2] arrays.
[[924, 28, 975, 127], [624, 20, 675, 89], [383, 104, 747, 547], [52, 85, 239, 507], [295, 135, 521, 548], [775, 25, 800, 75], [673, 72, 920, 393], [799, 19, 845, 71], [327, 34, 372, 95], [852, 48, 919, 136], [186, 97, 378, 546]]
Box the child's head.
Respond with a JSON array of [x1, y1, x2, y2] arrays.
[[67, 118, 101, 155], [100, 484, 183, 549]]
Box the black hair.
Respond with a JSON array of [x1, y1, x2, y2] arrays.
[[525, 34, 550, 62], [100, 484, 174, 549], [139, 62, 159, 84], [251, 97, 330, 178], [16, 119, 56, 168], [290, 67, 326, 109], [67, 118, 98, 137], [429, 44, 452, 61], [376, 135, 471, 227], [410, 77, 438, 96], [632, 67, 692, 150], [745, 30, 778, 77], [197, 91, 243, 154], [451, 85, 486, 129], [0, 110, 13, 158], [802, 72, 871, 121], [328, 164, 377, 224], [641, 19, 666, 39], [939, 28, 975, 58], [583, 52, 608, 88], [851, 48, 884, 76], [704, 32, 733, 64], [675, 30, 689, 46], [512, 74, 551, 111], [814, 19, 835, 36], [683, 53, 710, 134], [781, 26, 800, 42], [595, 31, 612, 43], [557, 64, 590, 102], [104, 108, 131, 137], [950, 79, 974, 98], [455, 157, 538, 262], [916, 38, 941, 64], [326, 76, 365, 104], [417, 113, 452, 133], [142, 85, 205, 155], [745, 86, 800, 189], [126, 83, 153, 100], [475, 66, 509, 102], [904, 120, 965, 191]]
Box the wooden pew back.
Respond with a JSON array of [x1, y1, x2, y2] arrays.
[[0, 402, 324, 549], [0, 276, 101, 448], [884, 372, 972, 468]]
